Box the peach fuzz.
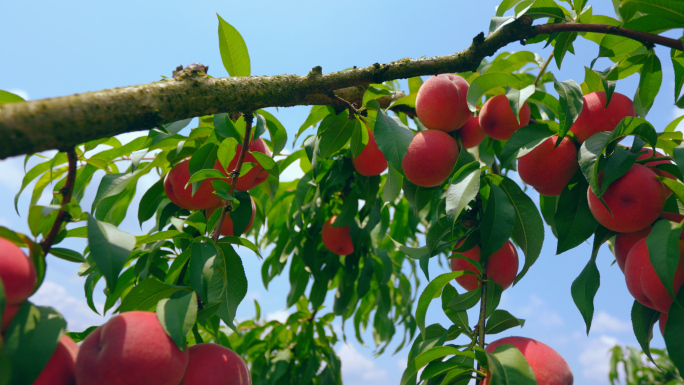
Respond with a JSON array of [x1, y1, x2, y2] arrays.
[[0, 237, 37, 305], [322, 216, 354, 256], [181, 343, 251, 385], [518, 136, 578, 196], [569, 91, 636, 143], [415, 74, 471, 132], [451, 240, 518, 292], [402, 130, 459, 188], [484, 336, 573, 385], [352, 126, 388, 176], [214, 137, 271, 191], [624, 237, 684, 313], [478, 94, 531, 141], [34, 335, 79, 385], [206, 197, 256, 237], [458, 115, 486, 149], [74, 311, 189, 385], [164, 159, 222, 211], [587, 164, 666, 233]]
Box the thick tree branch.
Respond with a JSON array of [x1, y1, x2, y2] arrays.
[[40, 148, 77, 254], [1, 17, 681, 159]]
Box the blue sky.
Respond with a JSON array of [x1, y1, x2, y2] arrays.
[[2, 1, 683, 384]]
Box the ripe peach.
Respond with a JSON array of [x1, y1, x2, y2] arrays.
[[402, 130, 459, 187], [214, 137, 271, 191], [458, 115, 486, 149], [0, 237, 37, 305], [518, 136, 578, 196], [451, 240, 519, 292], [484, 336, 573, 385], [164, 159, 222, 210], [352, 126, 388, 176], [1, 303, 20, 332], [415, 74, 471, 132], [74, 311, 189, 385], [180, 343, 251, 385], [322, 216, 354, 255], [624, 237, 684, 313], [614, 227, 652, 272], [34, 335, 79, 385], [478, 94, 531, 141], [206, 197, 256, 237], [569, 91, 636, 143], [587, 164, 666, 233]]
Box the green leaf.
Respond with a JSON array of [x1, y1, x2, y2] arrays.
[[553, 32, 578, 69], [505, 85, 536, 121], [0, 90, 25, 104], [157, 290, 197, 351], [646, 219, 684, 299], [256, 110, 288, 156], [571, 237, 601, 334], [363, 85, 392, 106], [485, 309, 525, 335], [486, 345, 537, 385], [213, 243, 249, 331], [673, 49, 684, 104], [252, 151, 279, 177], [186, 169, 225, 184], [217, 137, 239, 172], [664, 289, 684, 374], [189, 242, 218, 304], [480, 183, 515, 259], [294, 105, 335, 145], [87, 215, 135, 292], [14, 153, 67, 213], [523, 0, 567, 20], [120, 278, 181, 312], [49, 248, 85, 263], [466, 73, 521, 111], [350, 118, 369, 158], [637, 51, 662, 115], [553, 78, 583, 139], [498, 176, 544, 284], [3, 303, 66, 385], [631, 300, 660, 364], [415, 271, 464, 339], [217, 14, 250, 77], [598, 35, 643, 60], [446, 286, 482, 312], [445, 162, 480, 227], [401, 346, 474, 385], [621, 0, 684, 25], [555, 171, 598, 254], [214, 113, 243, 142], [138, 179, 164, 226], [383, 164, 403, 203], [375, 110, 414, 174], [499, 124, 555, 167], [318, 111, 356, 158]]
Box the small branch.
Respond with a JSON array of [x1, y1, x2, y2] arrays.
[[329, 92, 359, 115], [534, 23, 684, 51], [212, 113, 254, 243], [40, 148, 78, 254], [474, 258, 489, 385], [533, 51, 554, 87]]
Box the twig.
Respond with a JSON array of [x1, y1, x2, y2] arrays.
[[474, 257, 489, 385], [212, 113, 254, 243], [533, 51, 554, 87], [40, 148, 78, 254], [534, 23, 684, 51]]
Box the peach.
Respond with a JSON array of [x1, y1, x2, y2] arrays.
[[638, 148, 676, 184], [415, 74, 471, 132], [518, 136, 578, 196], [402, 130, 459, 187], [352, 126, 388, 176], [34, 335, 79, 385], [587, 164, 666, 233], [479, 94, 531, 141], [451, 240, 519, 292], [214, 137, 271, 191], [1, 303, 20, 332], [659, 312, 667, 338], [624, 237, 684, 313], [0, 237, 37, 305], [322, 216, 354, 255], [614, 227, 652, 272], [458, 115, 486, 149], [164, 159, 222, 210], [569, 91, 636, 143], [181, 343, 251, 385], [206, 197, 256, 237], [74, 311, 189, 385], [484, 336, 573, 385]]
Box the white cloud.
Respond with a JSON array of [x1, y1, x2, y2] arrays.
[[8, 89, 29, 101], [578, 334, 619, 383], [516, 294, 564, 327], [591, 312, 631, 333], [30, 281, 109, 332], [265, 309, 289, 323], [337, 344, 388, 382], [397, 358, 408, 370]]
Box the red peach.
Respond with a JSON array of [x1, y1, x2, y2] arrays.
[[518, 136, 578, 196], [322, 216, 354, 255], [352, 126, 388, 176], [164, 159, 222, 210], [484, 336, 573, 385], [214, 137, 271, 191], [451, 240, 519, 292], [569, 91, 636, 143], [458, 115, 486, 149], [402, 130, 459, 187], [479, 94, 531, 141], [0, 237, 37, 305], [74, 311, 189, 385], [206, 197, 256, 237], [614, 227, 652, 272], [34, 335, 79, 385], [415, 74, 471, 132], [587, 164, 666, 233], [180, 343, 251, 385]]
